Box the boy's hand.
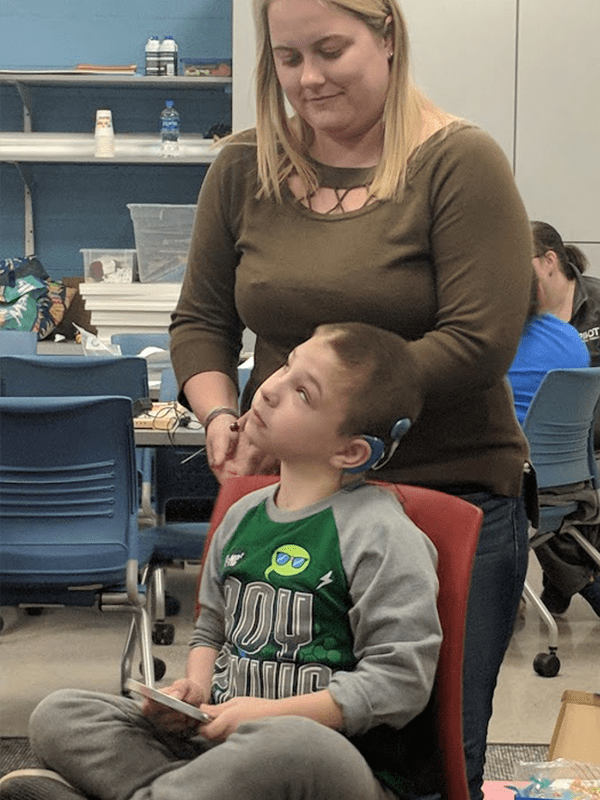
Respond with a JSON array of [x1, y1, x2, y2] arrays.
[[141, 678, 207, 734], [198, 697, 280, 741]]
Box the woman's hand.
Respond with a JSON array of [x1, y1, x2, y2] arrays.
[[205, 414, 241, 479], [141, 678, 207, 735], [207, 413, 279, 483], [198, 697, 282, 742]]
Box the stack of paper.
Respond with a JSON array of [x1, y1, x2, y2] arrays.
[[78, 283, 182, 342]]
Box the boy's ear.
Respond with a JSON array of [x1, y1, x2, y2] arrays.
[[330, 436, 374, 472]]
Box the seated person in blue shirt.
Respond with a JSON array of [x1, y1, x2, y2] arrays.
[[0, 322, 442, 800], [508, 274, 590, 424], [508, 275, 600, 620]]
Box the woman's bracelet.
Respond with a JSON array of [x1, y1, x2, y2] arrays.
[[203, 406, 240, 432]]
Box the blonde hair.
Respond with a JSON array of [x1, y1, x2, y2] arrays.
[[251, 0, 444, 203]]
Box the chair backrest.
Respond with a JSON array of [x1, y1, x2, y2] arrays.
[[0, 395, 138, 591], [522, 367, 600, 490], [0, 330, 38, 355], [196, 475, 481, 800], [160, 360, 254, 404], [110, 332, 170, 356], [0, 355, 149, 403], [152, 443, 219, 522], [159, 366, 178, 402]]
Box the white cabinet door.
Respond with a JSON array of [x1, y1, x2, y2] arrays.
[[401, 0, 517, 163], [515, 0, 600, 241], [232, 0, 256, 132]]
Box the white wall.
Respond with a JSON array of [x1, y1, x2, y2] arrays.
[[515, 0, 600, 255], [232, 0, 257, 132], [401, 0, 517, 163]]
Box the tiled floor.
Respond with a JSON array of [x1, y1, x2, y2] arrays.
[[1, 556, 598, 744]]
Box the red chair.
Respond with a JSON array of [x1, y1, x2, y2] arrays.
[[195, 475, 482, 800]]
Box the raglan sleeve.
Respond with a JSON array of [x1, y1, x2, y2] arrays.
[[327, 490, 442, 736], [188, 525, 227, 651]]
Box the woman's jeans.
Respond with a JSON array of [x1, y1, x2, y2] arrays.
[[460, 492, 529, 800]]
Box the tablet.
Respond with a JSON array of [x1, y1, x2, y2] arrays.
[[124, 679, 211, 724]]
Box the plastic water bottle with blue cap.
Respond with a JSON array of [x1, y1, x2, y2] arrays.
[[160, 100, 180, 157]]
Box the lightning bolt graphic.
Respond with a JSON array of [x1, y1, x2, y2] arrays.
[[316, 570, 333, 590]]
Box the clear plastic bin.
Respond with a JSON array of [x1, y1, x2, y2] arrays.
[[127, 204, 196, 283], [80, 249, 136, 283]]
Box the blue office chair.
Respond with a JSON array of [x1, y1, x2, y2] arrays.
[[143, 446, 215, 644], [0, 354, 153, 520], [158, 365, 178, 402], [110, 332, 170, 355], [159, 357, 253, 404], [146, 357, 254, 644], [149, 364, 213, 641], [110, 333, 171, 399], [0, 395, 163, 690], [0, 329, 38, 355], [0, 355, 148, 401], [521, 367, 600, 676]]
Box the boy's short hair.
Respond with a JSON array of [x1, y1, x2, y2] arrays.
[[314, 322, 423, 445]]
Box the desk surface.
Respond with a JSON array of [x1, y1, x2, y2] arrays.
[[36, 341, 84, 356], [134, 424, 205, 447]]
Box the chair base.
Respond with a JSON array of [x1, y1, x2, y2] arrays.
[[521, 580, 561, 677]]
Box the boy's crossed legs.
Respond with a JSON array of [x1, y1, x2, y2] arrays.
[[2, 689, 395, 800]]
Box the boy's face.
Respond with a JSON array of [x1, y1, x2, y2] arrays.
[[245, 333, 355, 466]]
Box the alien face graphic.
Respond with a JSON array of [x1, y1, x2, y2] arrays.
[[265, 544, 311, 582]]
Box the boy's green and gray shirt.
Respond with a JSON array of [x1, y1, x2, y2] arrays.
[[192, 481, 441, 738]]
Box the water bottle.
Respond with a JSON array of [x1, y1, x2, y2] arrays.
[[160, 100, 180, 157], [159, 35, 178, 76], [145, 36, 161, 76]]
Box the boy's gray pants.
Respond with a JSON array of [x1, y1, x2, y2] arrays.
[[30, 689, 395, 800]]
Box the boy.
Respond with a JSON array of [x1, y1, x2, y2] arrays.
[[1, 322, 441, 800]]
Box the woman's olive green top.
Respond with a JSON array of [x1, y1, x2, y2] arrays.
[[171, 122, 533, 496]]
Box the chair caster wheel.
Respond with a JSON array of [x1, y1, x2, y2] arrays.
[[154, 657, 167, 681], [152, 622, 175, 645], [533, 651, 560, 677], [138, 657, 167, 682], [165, 594, 181, 617]]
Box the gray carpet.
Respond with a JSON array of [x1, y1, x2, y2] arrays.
[[1, 739, 43, 777], [1, 738, 549, 781]]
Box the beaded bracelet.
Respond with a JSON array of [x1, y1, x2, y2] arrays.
[[203, 406, 240, 432]]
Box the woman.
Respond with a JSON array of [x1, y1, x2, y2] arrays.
[[170, 2, 533, 798], [531, 220, 600, 367], [508, 273, 590, 425], [529, 221, 600, 619]]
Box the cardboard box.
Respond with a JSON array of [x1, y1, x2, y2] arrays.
[[549, 690, 600, 767]]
